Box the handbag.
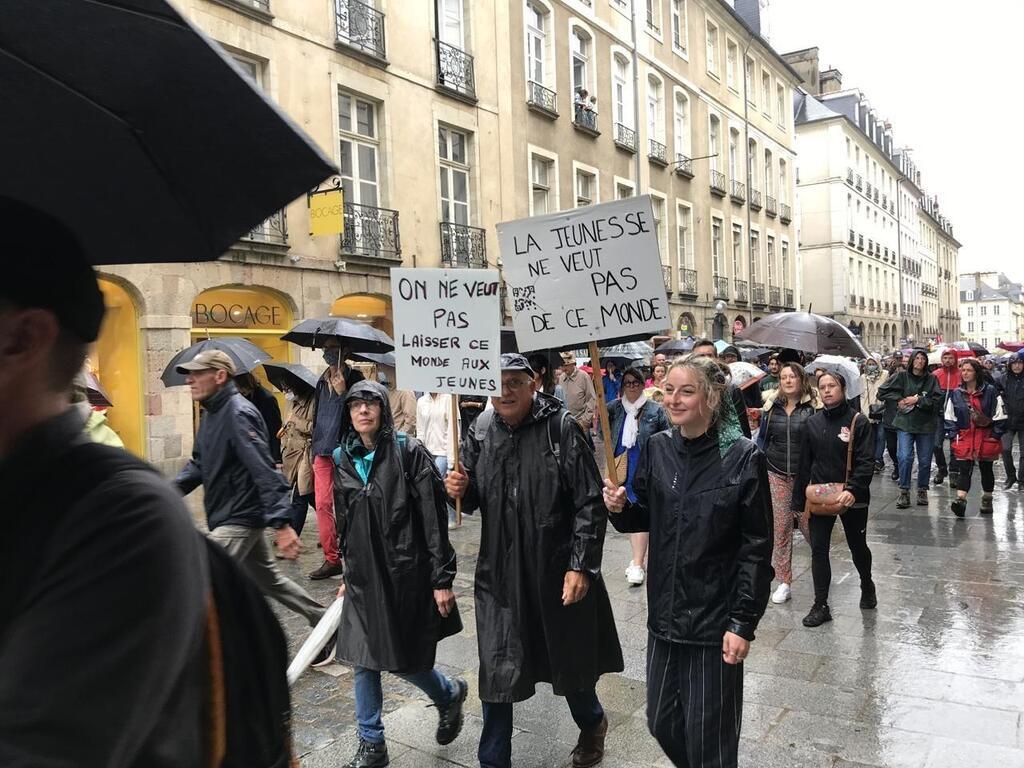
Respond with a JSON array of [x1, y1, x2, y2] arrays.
[[804, 413, 858, 517], [868, 403, 884, 421]]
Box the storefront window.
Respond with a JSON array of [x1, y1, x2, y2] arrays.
[[94, 279, 144, 456]]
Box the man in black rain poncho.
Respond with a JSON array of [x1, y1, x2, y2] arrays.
[[332, 380, 468, 768], [446, 354, 623, 768]]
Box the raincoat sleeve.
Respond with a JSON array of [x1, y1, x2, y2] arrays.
[[561, 415, 609, 576], [877, 372, 905, 402], [845, 415, 876, 504], [409, 444, 457, 589], [457, 423, 483, 512], [726, 450, 773, 641], [609, 435, 652, 534], [915, 375, 942, 415], [173, 449, 202, 496], [791, 425, 813, 512], [231, 408, 292, 529]]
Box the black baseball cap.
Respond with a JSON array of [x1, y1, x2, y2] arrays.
[[0, 196, 105, 342], [500, 353, 536, 377]]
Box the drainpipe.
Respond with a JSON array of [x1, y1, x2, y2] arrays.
[[629, 0, 642, 189], [896, 178, 904, 344], [742, 36, 754, 324]]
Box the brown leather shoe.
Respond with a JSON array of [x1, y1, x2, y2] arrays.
[[308, 560, 343, 580], [571, 714, 607, 768]]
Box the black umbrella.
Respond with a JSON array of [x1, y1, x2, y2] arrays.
[[351, 351, 397, 367], [78, 370, 113, 407], [737, 312, 869, 358], [161, 337, 271, 387], [282, 318, 394, 353], [655, 337, 695, 355], [262, 362, 318, 396], [1, 0, 334, 265], [967, 341, 989, 356], [739, 347, 773, 362]]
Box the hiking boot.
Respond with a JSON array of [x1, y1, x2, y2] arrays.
[[802, 603, 832, 628], [932, 469, 947, 486], [346, 739, 389, 768], [308, 560, 344, 580], [435, 677, 468, 746], [571, 714, 608, 768], [980, 493, 994, 515], [917, 489, 929, 506], [896, 489, 911, 509], [951, 498, 967, 518], [860, 581, 877, 610], [874, 460, 885, 474], [1005, 477, 1017, 490]]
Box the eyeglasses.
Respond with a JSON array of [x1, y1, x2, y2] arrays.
[[348, 399, 381, 412], [501, 378, 531, 392], [623, 380, 644, 389]]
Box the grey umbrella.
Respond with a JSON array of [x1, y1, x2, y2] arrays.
[[262, 362, 318, 396], [0, 0, 334, 265], [599, 341, 654, 369], [654, 337, 695, 355], [737, 312, 869, 358], [282, 318, 394, 354], [161, 337, 271, 387], [351, 351, 397, 367]]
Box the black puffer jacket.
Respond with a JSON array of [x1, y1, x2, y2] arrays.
[[792, 402, 875, 511], [610, 428, 773, 643], [174, 382, 291, 530], [758, 392, 819, 477], [1002, 368, 1024, 430]]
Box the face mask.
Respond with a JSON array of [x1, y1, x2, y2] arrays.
[[323, 349, 341, 366], [284, 392, 295, 402]]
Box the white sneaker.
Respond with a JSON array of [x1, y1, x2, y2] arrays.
[[771, 583, 791, 604], [625, 563, 645, 585]]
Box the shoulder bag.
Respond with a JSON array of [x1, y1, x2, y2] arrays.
[[804, 413, 859, 517]]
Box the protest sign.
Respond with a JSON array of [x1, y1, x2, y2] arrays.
[[496, 195, 668, 351]]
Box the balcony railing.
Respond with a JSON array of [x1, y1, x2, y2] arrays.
[[439, 221, 486, 268], [769, 285, 781, 307], [735, 278, 748, 303], [730, 180, 746, 203], [335, 0, 386, 61], [752, 282, 766, 306], [873, 188, 879, 203], [882, 193, 888, 208], [860, 297, 866, 309], [749, 188, 762, 211], [527, 81, 557, 116], [436, 40, 475, 99], [242, 208, 288, 246], [765, 195, 777, 217], [573, 103, 599, 135], [614, 123, 637, 152], [341, 202, 401, 259], [857, 234, 864, 250], [674, 153, 694, 178], [855, 174, 863, 191], [846, 167, 854, 184], [784, 288, 794, 308], [662, 264, 672, 291], [713, 275, 730, 300], [780, 202, 792, 223], [848, 228, 856, 246], [648, 139, 668, 166], [866, 181, 873, 198], [679, 267, 698, 296], [710, 170, 727, 196]]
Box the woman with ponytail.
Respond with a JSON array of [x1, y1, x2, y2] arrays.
[[602, 355, 772, 768]]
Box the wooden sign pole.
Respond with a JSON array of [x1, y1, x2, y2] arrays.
[[450, 395, 462, 526], [588, 341, 618, 487]]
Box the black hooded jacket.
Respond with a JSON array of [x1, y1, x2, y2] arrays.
[[332, 381, 461, 673], [791, 401, 875, 511], [1001, 366, 1024, 430]]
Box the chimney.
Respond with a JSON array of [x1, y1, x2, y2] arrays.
[[734, 0, 762, 36], [819, 68, 842, 94]]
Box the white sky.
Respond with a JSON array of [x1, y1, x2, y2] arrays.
[[766, 0, 1022, 283]]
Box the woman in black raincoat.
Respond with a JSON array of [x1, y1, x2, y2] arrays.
[[332, 381, 466, 768], [603, 355, 773, 768]]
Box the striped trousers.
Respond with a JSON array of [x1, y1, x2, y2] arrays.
[[646, 635, 743, 768]]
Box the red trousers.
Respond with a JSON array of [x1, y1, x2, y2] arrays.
[[312, 455, 339, 563]]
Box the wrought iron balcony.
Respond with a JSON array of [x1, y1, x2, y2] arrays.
[[243, 208, 288, 246], [710, 170, 727, 196], [860, 297, 866, 309], [335, 0, 386, 62], [439, 221, 486, 268], [769, 285, 781, 307], [614, 123, 637, 152], [340, 202, 401, 260], [730, 180, 746, 203], [713, 275, 730, 300], [735, 278, 748, 303], [752, 282, 766, 306], [765, 195, 777, 217], [674, 153, 694, 178], [855, 174, 863, 191], [527, 81, 557, 117], [867, 239, 874, 255], [749, 188, 762, 211], [857, 234, 864, 250], [873, 188, 879, 203], [573, 103, 599, 135], [848, 228, 856, 246], [784, 288, 794, 308], [436, 40, 475, 100], [869, 298, 875, 310], [648, 139, 668, 166], [780, 203, 792, 223], [865, 181, 873, 198], [679, 267, 698, 296], [846, 168, 854, 184], [662, 264, 672, 291], [882, 193, 888, 208]]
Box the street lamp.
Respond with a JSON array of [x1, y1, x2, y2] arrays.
[[711, 299, 727, 341]]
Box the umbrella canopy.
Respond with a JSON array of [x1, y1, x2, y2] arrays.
[[161, 337, 271, 387], [600, 341, 653, 369], [282, 318, 394, 354], [1, 0, 334, 265], [262, 362, 318, 396], [351, 351, 397, 367], [728, 362, 767, 391], [655, 337, 695, 355], [739, 347, 773, 362], [737, 312, 869, 358], [805, 355, 865, 398], [998, 341, 1024, 353], [80, 370, 113, 408]]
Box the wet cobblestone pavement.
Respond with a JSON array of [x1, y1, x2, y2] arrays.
[[271, 454, 1024, 768]]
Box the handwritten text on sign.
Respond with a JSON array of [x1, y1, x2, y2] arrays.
[[390, 268, 502, 397], [496, 196, 667, 349]]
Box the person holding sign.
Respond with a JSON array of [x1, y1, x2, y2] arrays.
[[332, 381, 467, 768], [602, 355, 773, 768], [445, 354, 623, 768]]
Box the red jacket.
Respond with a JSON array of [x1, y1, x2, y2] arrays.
[[944, 384, 1006, 462], [934, 365, 961, 392]]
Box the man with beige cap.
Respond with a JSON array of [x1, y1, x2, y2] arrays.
[[558, 351, 598, 432], [174, 349, 329, 640]]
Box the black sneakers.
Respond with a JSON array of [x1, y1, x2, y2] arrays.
[[932, 469, 947, 486], [346, 739, 389, 768], [435, 677, 468, 746], [802, 603, 832, 628], [951, 498, 967, 518], [980, 493, 994, 515], [860, 582, 877, 610]]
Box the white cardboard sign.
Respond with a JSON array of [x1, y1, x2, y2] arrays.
[[390, 268, 502, 397], [496, 195, 668, 350]]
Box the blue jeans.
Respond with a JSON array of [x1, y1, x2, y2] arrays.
[[354, 666, 455, 744], [479, 690, 604, 768], [897, 431, 936, 490], [874, 422, 886, 462], [433, 455, 456, 524]]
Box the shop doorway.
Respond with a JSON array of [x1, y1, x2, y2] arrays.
[[94, 278, 144, 456]]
